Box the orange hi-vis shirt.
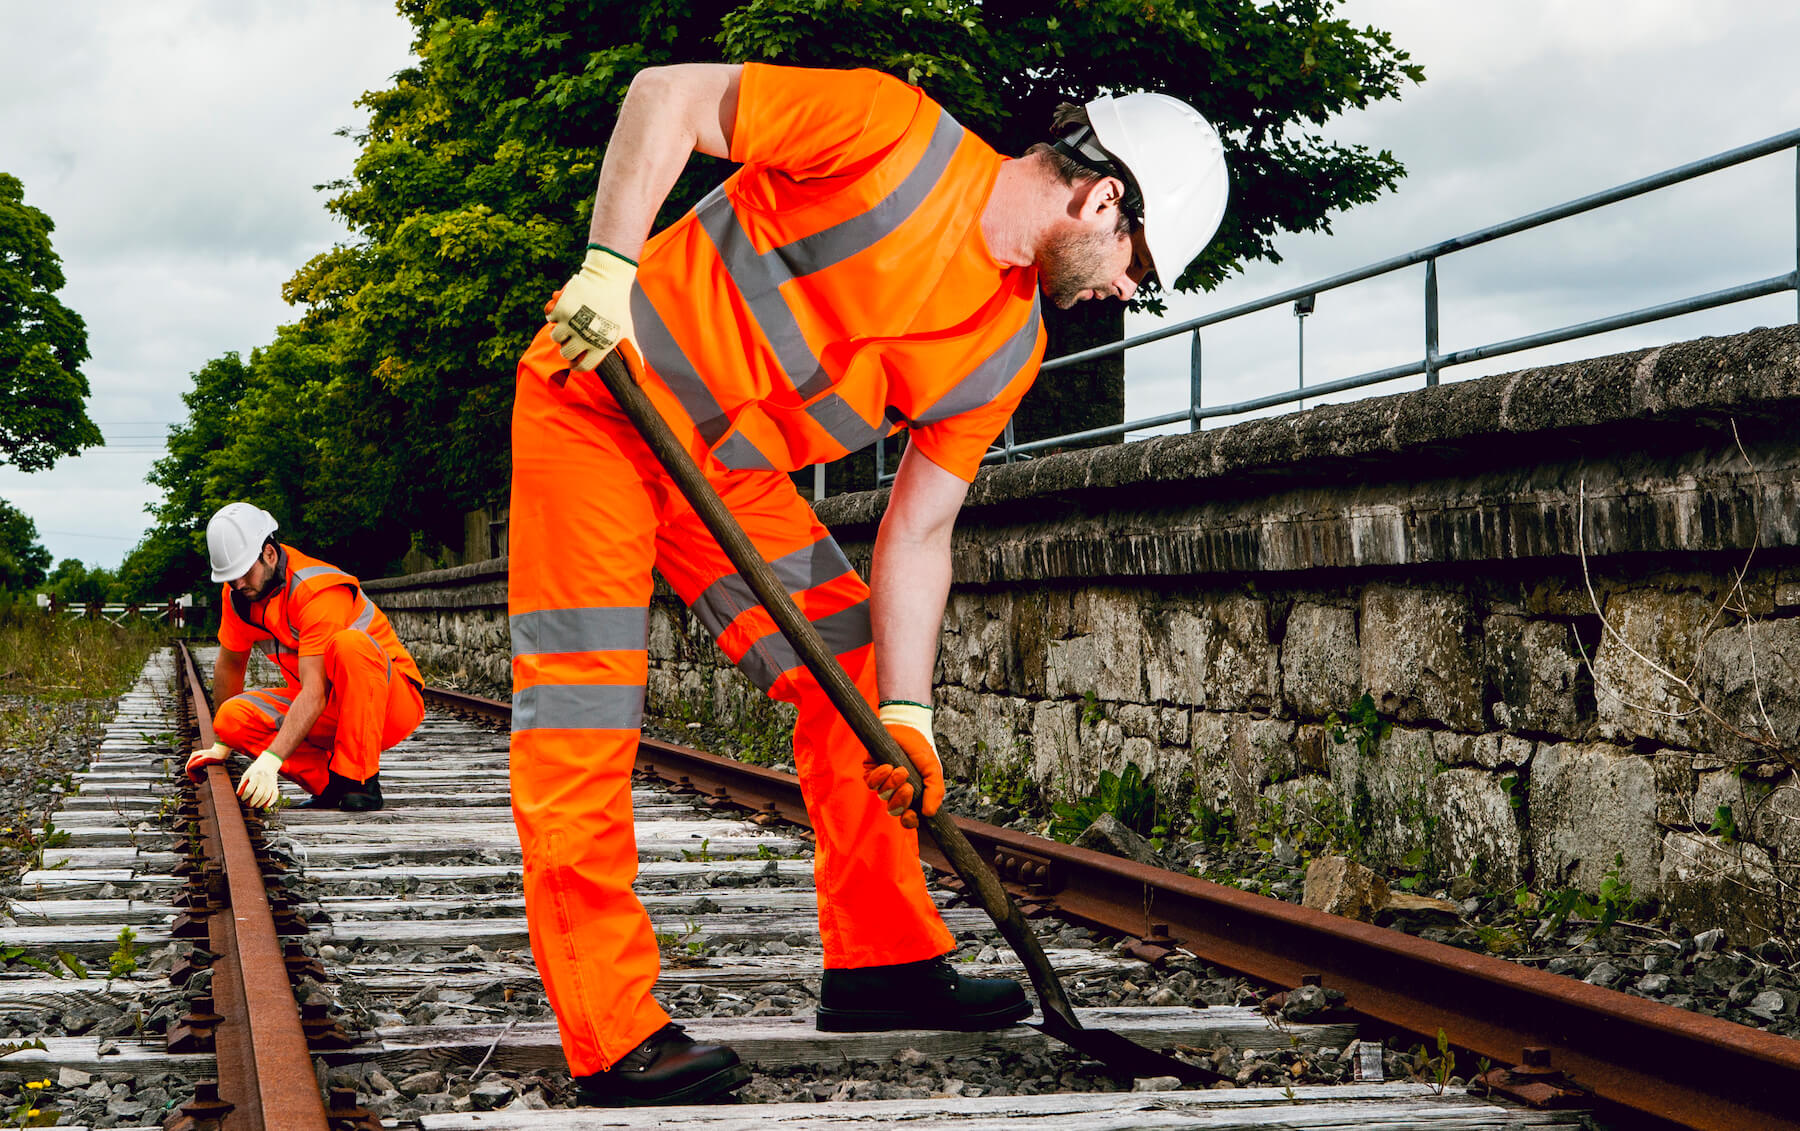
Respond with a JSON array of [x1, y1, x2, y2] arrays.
[[630, 63, 1047, 483], [217, 544, 423, 691]]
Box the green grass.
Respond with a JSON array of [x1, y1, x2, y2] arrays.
[[0, 611, 166, 701]]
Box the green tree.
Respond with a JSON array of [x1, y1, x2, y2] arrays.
[[0, 499, 52, 590], [164, 0, 1421, 571], [43, 558, 117, 605], [0, 173, 102, 471]]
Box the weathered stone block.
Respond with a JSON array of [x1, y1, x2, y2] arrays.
[[1694, 617, 1800, 764], [1430, 768, 1526, 886], [1435, 732, 1533, 770], [1117, 704, 1156, 739], [1659, 831, 1779, 945], [1142, 603, 1209, 706], [1360, 585, 1484, 731], [1592, 587, 1717, 750], [1529, 741, 1660, 892], [1652, 751, 1699, 828], [1326, 724, 1437, 868], [1281, 603, 1360, 721], [1157, 706, 1190, 748], [1484, 616, 1589, 736], [1044, 590, 1149, 703], [1208, 594, 1279, 713]]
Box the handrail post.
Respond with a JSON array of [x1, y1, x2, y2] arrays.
[[1793, 146, 1799, 324], [1425, 256, 1441, 387], [1003, 418, 1017, 463], [1189, 329, 1203, 432], [1293, 295, 1315, 409], [813, 463, 825, 501], [874, 435, 884, 489]]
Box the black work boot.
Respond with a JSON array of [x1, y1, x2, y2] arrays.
[[298, 772, 348, 809], [816, 955, 1031, 1032], [300, 771, 383, 812], [337, 772, 383, 812], [572, 1023, 750, 1107]]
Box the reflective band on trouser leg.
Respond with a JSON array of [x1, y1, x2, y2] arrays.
[[653, 464, 954, 969], [211, 687, 336, 796], [510, 323, 674, 1076], [321, 629, 414, 784]]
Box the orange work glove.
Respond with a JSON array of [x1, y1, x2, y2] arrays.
[[866, 702, 945, 829], [186, 742, 231, 779]]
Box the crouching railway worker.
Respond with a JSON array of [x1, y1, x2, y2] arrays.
[[186, 502, 425, 813], [511, 62, 1229, 1106]]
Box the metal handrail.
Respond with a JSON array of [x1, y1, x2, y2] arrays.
[[843, 125, 1800, 489]]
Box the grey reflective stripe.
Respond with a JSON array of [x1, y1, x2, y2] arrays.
[[776, 111, 965, 278], [813, 599, 874, 656], [710, 431, 775, 471], [696, 188, 833, 399], [734, 600, 873, 692], [631, 284, 732, 445], [688, 108, 964, 405], [511, 607, 649, 656], [912, 294, 1044, 425], [689, 537, 855, 640], [805, 393, 887, 456], [349, 598, 376, 632], [512, 684, 645, 732], [233, 692, 289, 725], [291, 565, 344, 585]]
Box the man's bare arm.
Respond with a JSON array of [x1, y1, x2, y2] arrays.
[[261, 655, 328, 763], [869, 445, 971, 704], [213, 647, 249, 709], [587, 64, 742, 257]]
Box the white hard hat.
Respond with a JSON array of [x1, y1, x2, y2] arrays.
[[1077, 92, 1229, 284], [206, 502, 279, 582]]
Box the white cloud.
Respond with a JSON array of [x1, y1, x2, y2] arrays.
[[0, 0, 414, 573]]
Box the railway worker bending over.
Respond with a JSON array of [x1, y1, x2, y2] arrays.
[[511, 62, 1229, 1106], [187, 502, 425, 813]]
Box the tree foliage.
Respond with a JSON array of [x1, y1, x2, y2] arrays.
[[0, 173, 101, 472], [143, 0, 1422, 578], [0, 499, 52, 591]]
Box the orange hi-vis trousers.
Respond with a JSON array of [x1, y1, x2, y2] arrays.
[[510, 328, 955, 1076], [213, 629, 425, 795]]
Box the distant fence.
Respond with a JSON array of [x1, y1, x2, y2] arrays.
[[35, 593, 194, 628]]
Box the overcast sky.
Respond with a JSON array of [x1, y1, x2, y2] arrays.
[[2, 1, 1798, 574]]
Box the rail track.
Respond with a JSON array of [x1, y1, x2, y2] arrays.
[[2, 643, 1792, 1128]]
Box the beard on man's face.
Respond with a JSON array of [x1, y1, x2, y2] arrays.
[[1038, 226, 1121, 310]]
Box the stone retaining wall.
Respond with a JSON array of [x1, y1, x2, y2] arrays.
[[370, 326, 1800, 939]]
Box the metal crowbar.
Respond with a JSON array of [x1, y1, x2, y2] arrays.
[[589, 349, 1221, 1084]]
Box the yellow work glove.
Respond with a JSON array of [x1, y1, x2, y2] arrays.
[[237, 751, 285, 809], [185, 742, 232, 779], [866, 702, 945, 830], [546, 245, 638, 372]]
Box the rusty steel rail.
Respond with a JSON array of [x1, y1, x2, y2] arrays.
[[171, 642, 330, 1131], [423, 683, 1800, 1130]]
